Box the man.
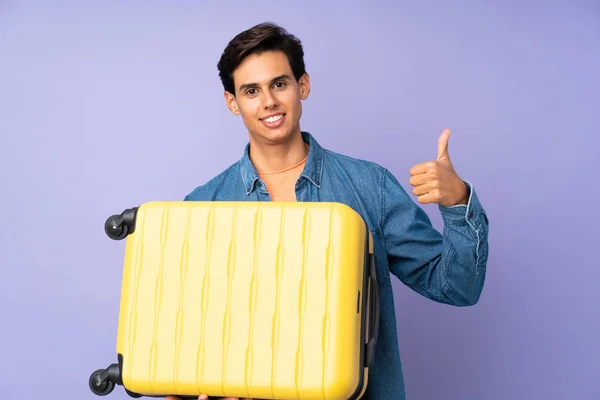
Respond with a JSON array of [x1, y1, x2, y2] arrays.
[[168, 22, 489, 400]]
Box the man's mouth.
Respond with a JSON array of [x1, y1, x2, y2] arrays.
[[260, 113, 286, 128], [263, 115, 283, 123], [260, 113, 285, 122]]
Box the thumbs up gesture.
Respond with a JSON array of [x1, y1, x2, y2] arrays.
[[408, 128, 469, 207]]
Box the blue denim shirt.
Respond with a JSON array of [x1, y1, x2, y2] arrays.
[[184, 132, 489, 399]]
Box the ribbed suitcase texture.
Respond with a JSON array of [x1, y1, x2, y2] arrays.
[[90, 201, 378, 399]]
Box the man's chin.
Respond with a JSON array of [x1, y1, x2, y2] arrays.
[[252, 128, 295, 144]]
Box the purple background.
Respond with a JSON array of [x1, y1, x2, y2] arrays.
[[1, 1, 598, 399]]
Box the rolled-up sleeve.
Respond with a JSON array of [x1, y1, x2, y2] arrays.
[[381, 169, 489, 306]]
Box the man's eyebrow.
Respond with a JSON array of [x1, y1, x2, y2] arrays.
[[238, 74, 293, 92]]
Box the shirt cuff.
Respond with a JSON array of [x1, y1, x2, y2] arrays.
[[438, 180, 485, 224]]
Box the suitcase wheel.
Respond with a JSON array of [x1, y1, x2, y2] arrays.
[[104, 207, 138, 240], [89, 369, 115, 396], [125, 389, 142, 398], [104, 215, 129, 240]]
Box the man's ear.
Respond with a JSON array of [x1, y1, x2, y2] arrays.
[[299, 73, 311, 100], [224, 90, 240, 115]]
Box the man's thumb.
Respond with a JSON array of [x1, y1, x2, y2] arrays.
[[437, 128, 451, 160]]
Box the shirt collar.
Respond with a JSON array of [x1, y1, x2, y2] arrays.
[[240, 131, 324, 195]]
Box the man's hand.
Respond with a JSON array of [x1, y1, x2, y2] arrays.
[[408, 128, 469, 207]]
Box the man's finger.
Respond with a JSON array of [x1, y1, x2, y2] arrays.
[[413, 184, 429, 197], [412, 181, 439, 196], [408, 173, 431, 187], [437, 128, 451, 161], [409, 161, 436, 176], [417, 191, 439, 204]]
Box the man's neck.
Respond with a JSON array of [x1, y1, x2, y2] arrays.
[[249, 131, 309, 174]]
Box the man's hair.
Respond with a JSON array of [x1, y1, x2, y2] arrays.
[[217, 22, 306, 95]]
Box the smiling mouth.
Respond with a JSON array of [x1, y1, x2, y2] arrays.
[[260, 113, 285, 123]]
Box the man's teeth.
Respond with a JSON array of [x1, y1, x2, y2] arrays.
[[265, 115, 282, 123]]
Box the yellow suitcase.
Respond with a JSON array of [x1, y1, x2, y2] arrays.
[[89, 201, 379, 399]]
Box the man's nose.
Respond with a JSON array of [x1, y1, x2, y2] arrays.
[[263, 90, 278, 108]]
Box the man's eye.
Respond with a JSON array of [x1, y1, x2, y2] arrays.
[[246, 88, 257, 95], [274, 82, 286, 88]]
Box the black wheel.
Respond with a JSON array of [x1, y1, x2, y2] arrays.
[[89, 369, 116, 396], [105, 215, 128, 240], [125, 388, 142, 398]]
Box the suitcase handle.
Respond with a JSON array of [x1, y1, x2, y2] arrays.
[[365, 253, 379, 368]]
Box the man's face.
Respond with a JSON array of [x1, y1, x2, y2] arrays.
[[225, 50, 310, 145]]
